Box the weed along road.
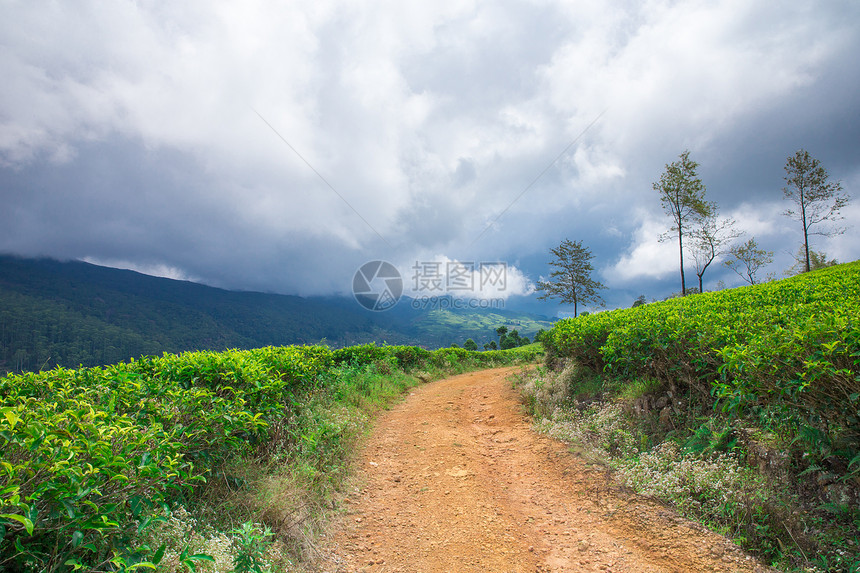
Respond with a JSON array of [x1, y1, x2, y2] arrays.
[[317, 367, 773, 573]]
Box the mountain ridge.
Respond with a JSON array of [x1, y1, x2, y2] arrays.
[[0, 255, 553, 373]]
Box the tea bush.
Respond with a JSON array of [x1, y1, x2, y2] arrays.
[[543, 261, 860, 475]]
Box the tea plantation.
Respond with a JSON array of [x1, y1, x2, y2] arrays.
[[0, 343, 540, 570]]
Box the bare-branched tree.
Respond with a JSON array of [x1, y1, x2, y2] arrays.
[[689, 209, 742, 293], [724, 238, 773, 285]]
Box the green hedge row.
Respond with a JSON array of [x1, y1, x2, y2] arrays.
[[331, 343, 542, 370], [543, 262, 860, 474]]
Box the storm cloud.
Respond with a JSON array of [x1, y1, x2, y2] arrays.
[[2, 0, 858, 312]]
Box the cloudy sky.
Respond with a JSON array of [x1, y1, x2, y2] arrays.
[[2, 0, 858, 315]]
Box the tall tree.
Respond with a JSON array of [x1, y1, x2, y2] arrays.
[[535, 239, 606, 317], [654, 151, 711, 296], [724, 238, 773, 285], [689, 210, 742, 293], [782, 149, 850, 273]]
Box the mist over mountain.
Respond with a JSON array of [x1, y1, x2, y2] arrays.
[[0, 255, 553, 373]]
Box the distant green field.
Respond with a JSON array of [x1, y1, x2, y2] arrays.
[[412, 309, 554, 344]]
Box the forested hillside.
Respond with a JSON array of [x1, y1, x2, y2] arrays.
[[0, 256, 388, 373], [0, 256, 552, 373]]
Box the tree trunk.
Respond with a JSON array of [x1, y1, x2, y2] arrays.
[[801, 191, 810, 273], [678, 225, 686, 295]]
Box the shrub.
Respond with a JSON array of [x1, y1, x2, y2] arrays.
[[542, 262, 860, 476]]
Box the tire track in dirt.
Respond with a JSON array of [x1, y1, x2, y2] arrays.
[[316, 367, 775, 573]]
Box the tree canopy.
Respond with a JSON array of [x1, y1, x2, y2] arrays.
[[724, 238, 773, 285], [535, 239, 606, 317]]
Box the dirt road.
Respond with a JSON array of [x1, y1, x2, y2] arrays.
[[316, 367, 773, 572]]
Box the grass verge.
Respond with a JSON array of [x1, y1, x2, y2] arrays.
[[514, 362, 860, 573]]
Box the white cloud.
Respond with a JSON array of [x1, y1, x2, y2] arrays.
[[81, 257, 198, 282], [727, 201, 785, 239], [604, 212, 679, 283], [399, 254, 534, 300]]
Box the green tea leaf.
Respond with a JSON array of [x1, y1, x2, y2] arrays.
[[0, 513, 34, 535]]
